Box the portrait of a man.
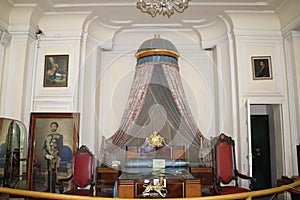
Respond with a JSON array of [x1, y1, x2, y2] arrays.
[[43, 121, 63, 193], [27, 113, 79, 193], [252, 56, 272, 80]]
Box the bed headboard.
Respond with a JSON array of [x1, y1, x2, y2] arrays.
[[126, 132, 185, 160]]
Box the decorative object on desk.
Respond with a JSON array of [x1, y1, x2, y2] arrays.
[[44, 55, 69, 87], [27, 113, 79, 192], [197, 134, 206, 167], [152, 159, 166, 169], [112, 160, 121, 168], [142, 175, 167, 197], [199, 149, 206, 167], [136, 0, 190, 17]]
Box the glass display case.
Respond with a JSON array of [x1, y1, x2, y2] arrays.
[[0, 118, 27, 189]]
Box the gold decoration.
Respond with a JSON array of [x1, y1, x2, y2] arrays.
[[148, 132, 163, 147], [136, 0, 190, 18], [142, 175, 167, 197]]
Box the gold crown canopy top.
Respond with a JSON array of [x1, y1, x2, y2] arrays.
[[135, 34, 179, 59]]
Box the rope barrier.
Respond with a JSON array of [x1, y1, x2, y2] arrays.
[[0, 181, 300, 200]]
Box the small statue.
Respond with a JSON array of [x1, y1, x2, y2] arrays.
[[142, 175, 167, 197]]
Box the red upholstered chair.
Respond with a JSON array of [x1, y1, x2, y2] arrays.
[[212, 133, 255, 195], [57, 145, 95, 196]]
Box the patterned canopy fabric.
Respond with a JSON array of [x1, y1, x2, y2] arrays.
[[100, 36, 212, 167]]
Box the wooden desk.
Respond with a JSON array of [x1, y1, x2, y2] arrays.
[[96, 167, 120, 197], [118, 178, 201, 198], [117, 168, 202, 198], [190, 167, 213, 195]]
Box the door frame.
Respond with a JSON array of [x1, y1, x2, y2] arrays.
[[248, 104, 284, 187]]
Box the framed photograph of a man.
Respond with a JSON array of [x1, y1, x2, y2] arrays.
[[252, 56, 273, 80], [44, 55, 69, 87], [27, 113, 79, 192]]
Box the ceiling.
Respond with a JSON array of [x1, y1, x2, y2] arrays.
[[10, 0, 289, 30]]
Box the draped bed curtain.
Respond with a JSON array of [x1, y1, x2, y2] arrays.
[[102, 55, 211, 165], [110, 62, 154, 147]]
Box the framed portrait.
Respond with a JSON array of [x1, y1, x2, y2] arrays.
[[27, 113, 79, 192], [251, 56, 272, 80], [43, 55, 69, 87]]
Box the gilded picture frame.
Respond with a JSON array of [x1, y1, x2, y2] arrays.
[[43, 55, 69, 87], [27, 113, 79, 192], [251, 56, 273, 80]]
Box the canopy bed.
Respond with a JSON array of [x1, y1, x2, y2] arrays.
[[98, 35, 214, 198], [100, 34, 212, 169]]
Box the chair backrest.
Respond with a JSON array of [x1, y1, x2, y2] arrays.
[[212, 133, 237, 184], [60, 145, 73, 162], [73, 145, 94, 188]]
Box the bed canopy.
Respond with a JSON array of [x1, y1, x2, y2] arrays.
[[101, 34, 211, 166]]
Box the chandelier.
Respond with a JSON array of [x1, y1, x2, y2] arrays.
[[136, 0, 190, 18]]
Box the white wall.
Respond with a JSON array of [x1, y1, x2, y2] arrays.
[[231, 12, 296, 178]]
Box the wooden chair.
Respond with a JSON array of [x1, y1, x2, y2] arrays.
[[211, 133, 255, 195], [57, 145, 95, 196]]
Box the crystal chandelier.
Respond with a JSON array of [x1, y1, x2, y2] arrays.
[[136, 0, 190, 18]]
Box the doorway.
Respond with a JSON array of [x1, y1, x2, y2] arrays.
[[251, 115, 271, 190], [249, 104, 283, 190]]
